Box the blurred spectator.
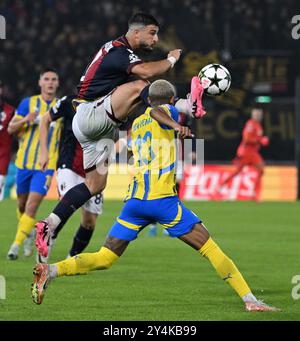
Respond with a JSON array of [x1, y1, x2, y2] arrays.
[[0, 0, 298, 105]]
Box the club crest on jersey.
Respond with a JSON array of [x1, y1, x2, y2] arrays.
[[60, 183, 66, 192]]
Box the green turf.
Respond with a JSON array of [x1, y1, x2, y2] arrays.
[[0, 199, 299, 321]]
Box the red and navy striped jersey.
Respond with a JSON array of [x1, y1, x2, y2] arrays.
[[49, 95, 85, 177], [77, 36, 143, 101]]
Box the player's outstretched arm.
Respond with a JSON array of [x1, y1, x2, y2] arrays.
[[39, 112, 52, 171], [150, 107, 193, 139], [131, 49, 182, 79], [7, 112, 37, 135]]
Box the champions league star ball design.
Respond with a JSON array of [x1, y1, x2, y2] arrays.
[[198, 63, 231, 96]]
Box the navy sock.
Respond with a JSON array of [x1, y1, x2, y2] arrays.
[[52, 183, 92, 225], [69, 225, 94, 256]]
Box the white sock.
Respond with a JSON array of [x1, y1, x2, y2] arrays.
[[11, 243, 19, 251], [242, 292, 258, 303], [48, 213, 61, 232], [175, 98, 193, 117], [49, 265, 58, 279]]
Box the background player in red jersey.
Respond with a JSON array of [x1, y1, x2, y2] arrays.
[[0, 80, 15, 201], [218, 108, 269, 199]]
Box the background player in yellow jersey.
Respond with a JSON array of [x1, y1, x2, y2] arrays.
[[7, 68, 60, 260], [31, 80, 278, 312]]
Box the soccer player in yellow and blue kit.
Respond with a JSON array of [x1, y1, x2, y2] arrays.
[[7, 68, 60, 260], [32, 80, 278, 312]]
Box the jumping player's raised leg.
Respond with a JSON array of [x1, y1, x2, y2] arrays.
[[111, 80, 149, 120], [35, 80, 150, 258]]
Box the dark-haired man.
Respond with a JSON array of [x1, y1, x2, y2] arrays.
[[38, 95, 104, 262], [35, 13, 205, 258], [32, 80, 278, 312], [7, 69, 61, 260]]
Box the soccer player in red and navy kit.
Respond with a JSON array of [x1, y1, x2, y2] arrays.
[[0, 80, 15, 201], [38, 95, 103, 262], [35, 12, 205, 258], [219, 108, 269, 199]]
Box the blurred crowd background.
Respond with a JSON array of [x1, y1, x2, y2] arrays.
[[0, 0, 299, 161]]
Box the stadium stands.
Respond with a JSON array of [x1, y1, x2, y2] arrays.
[[0, 0, 298, 104]]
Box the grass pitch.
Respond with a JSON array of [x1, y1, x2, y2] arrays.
[[0, 199, 299, 321]]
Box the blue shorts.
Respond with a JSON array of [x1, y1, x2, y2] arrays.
[[108, 196, 201, 241], [16, 168, 54, 196]]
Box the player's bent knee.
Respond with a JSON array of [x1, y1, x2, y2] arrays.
[[179, 223, 210, 250], [85, 176, 106, 196]]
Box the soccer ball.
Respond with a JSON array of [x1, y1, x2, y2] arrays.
[[198, 63, 231, 96]]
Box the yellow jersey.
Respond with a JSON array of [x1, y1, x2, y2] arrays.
[[125, 104, 179, 201], [15, 95, 61, 170]]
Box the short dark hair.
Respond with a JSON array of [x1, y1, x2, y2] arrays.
[[128, 12, 159, 28], [40, 67, 58, 77]]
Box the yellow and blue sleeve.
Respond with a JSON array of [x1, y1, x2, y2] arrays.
[[15, 97, 30, 119], [158, 104, 179, 130]]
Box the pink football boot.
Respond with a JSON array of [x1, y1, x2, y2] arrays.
[[189, 76, 206, 118], [35, 220, 51, 258]]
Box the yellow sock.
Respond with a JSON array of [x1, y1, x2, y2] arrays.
[[14, 213, 36, 246], [55, 247, 119, 276], [16, 208, 23, 221], [199, 237, 251, 298]]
